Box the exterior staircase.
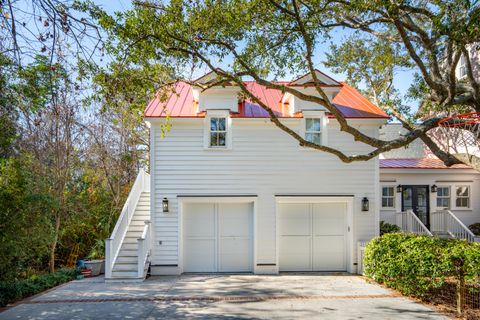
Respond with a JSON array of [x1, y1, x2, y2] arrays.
[[105, 170, 152, 282], [396, 210, 432, 236], [431, 210, 479, 242], [396, 209, 479, 242]]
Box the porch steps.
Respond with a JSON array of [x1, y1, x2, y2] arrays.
[[432, 231, 452, 239], [107, 191, 151, 281]]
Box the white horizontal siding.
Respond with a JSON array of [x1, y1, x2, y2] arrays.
[[380, 171, 480, 228], [151, 119, 380, 267]]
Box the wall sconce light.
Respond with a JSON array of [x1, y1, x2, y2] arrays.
[[431, 184, 437, 193], [361, 197, 369, 212], [162, 198, 169, 213], [396, 185, 402, 193]]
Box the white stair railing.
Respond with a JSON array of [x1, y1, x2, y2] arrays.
[[105, 169, 150, 278], [396, 210, 432, 236], [137, 220, 152, 278], [431, 210, 478, 242]]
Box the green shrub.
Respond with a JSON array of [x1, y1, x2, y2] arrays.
[[469, 223, 480, 236], [364, 233, 480, 297], [0, 268, 78, 307], [379, 221, 401, 235]]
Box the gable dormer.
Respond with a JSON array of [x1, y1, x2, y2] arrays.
[[192, 70, 241, 113], [282, 70, 342, 114]]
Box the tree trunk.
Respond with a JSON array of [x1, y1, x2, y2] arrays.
[[49, 214, 61, 273]]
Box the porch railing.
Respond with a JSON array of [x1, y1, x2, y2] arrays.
[[137, 220, 152, 278], [431, 210, 479, 242], [105, 169, 150, 278], [396, 210, 432, 236]]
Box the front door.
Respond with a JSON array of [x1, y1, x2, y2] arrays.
[[401, 185, 430, 229]]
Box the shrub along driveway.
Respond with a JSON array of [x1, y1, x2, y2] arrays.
[[0, 274, 448, 319]]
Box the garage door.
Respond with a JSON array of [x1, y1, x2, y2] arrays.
[[279, 202, 347, 271], [183, 202, 253, 272]]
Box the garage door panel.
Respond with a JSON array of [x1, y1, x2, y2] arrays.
[[219, 238, 251, 272], [184, 239, 215, 272], [279, 203, 310, 235], [279, 202, 347, 272], [313, 236, 345, 271], [183, 202, 253, 273], [279, 236, 311, 271], [184, 203, 215, 237], [313, 203, 345, 235], [218, 203, 252, 237]]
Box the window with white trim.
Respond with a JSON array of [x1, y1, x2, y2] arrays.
[[455, 186, 470, 208], [209, 117, 227, 147], [305, 118, 322, 144], [204, 111, 232, 150], [381, 186, 395, 209], [459, 55, 467, 79], [436, 186, 450, 209]]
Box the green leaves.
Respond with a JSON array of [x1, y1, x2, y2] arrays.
[[364, 233, 480, 296], [0, 268, 77, 307], [379, 221, 401, 235], [324, 34, 413, 117]]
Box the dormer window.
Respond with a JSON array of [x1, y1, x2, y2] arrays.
[[210, 117, 227, 147], [204, 110, 232, 150], [305, 118, 322, 144], [301, 111, 328, 146]]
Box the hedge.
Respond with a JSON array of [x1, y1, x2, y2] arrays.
[[364, 233, 480, 296], [0, 268, 78, 307]]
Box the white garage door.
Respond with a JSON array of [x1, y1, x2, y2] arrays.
[[183, 202, 253, 272], [279, 202, 347, 271]]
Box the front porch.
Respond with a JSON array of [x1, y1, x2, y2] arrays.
[[395, 209, 480, 242], [380, 169, 480, 241]]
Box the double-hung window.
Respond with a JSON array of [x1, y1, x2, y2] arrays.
[[436, 186, 450, 209], [205, 112, 231, 150], [459, 55, 467, 79], [381, 186, 395, 209], [209, 117, 227, 147], [305, 118, 322, 144], [455, 186, 470, 208]]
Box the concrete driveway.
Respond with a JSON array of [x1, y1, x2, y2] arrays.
[[0, 274, 448, 319]]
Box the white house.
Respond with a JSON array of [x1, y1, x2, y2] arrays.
[[379, 124, 480, 235], [104, 71, 480, 281]]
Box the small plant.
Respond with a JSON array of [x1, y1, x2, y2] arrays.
[[87, 239, 105, 260], [468, 223, 480, 236], [379, 221, 401, 235]]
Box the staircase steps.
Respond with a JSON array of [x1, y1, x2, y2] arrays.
[[106, 189, 151, 282]]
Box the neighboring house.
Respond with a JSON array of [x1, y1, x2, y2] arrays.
[[379, 124, 480, 235], [104, 71, 480, 282], [456, 44, 480, 80]]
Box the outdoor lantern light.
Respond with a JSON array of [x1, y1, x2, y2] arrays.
[[162, 198, 169, 213], [361, 197, 369, 212], [396, 185, 402, 193], [431, 184, 438, 193]]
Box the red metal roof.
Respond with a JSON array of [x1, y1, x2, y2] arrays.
[[380, 158, 470, 169], [145, 81, 389, 119]]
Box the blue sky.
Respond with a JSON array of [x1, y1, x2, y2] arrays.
[[96, 1, 415, 99]]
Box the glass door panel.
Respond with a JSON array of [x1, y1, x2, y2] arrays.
[[402, 185, 430, 229]]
